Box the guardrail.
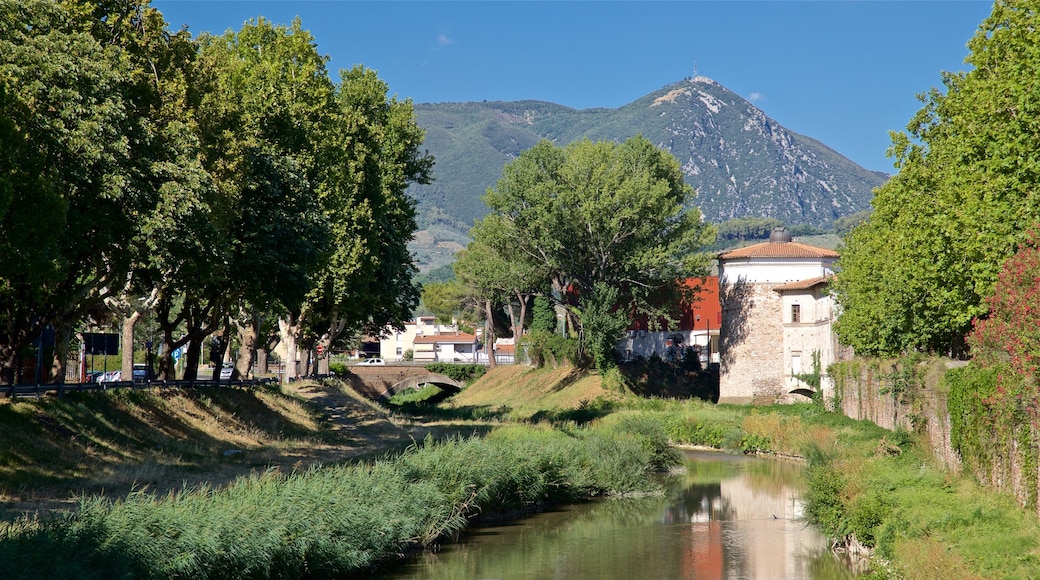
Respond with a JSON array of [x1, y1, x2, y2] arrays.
[[3, 377, 280, 399]]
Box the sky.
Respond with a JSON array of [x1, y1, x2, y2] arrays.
[[152, 1, 994, 174]]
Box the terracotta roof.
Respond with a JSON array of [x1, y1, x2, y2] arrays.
[[773, 275, 832, 292], [413, 332, 477, 344], [719, 241, 839, 260]]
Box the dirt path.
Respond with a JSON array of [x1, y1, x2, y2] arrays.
[[0, 382, 469, 521]]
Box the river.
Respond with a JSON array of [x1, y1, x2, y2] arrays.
[[377, 450, 859, 579]]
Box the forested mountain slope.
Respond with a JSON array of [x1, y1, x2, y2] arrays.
[[409, 76, 887, 271]]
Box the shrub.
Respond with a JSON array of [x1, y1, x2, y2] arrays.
[[328, 362, 348, 376], [423, 363, 486, 384], [517, 330, 580, 368]]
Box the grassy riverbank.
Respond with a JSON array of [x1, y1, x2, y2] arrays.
[[428, 365, 1040, 578], [0, 420, 676, 578]]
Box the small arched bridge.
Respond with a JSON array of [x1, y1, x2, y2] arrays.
[[346, 365, 464, 402], [376, 373, 463, 402]]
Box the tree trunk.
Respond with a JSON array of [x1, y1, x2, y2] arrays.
[[121, 312, 141, 380], [183, 337, 202, 381], [484, 298, 497, 369], [505, 302, 517, 338], [235, 314, 258, 380], [279, 314, 301, 383], [256, 348, 269, 376], [50, 324, 75, 384], [515, 291, 530, 340]]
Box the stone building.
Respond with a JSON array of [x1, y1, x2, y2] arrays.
[[717, 228, 839, 404]]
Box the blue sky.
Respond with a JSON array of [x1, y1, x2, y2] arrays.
[[153, 1, 993, 174]]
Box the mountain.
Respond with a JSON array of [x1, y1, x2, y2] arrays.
[[407, 76, 889, 272]]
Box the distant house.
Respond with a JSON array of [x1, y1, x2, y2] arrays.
[[412, 332, 480, 363], [492, 338, 516, 365], [616, 276, 721, 365], [717, 228, 842, 404], [380, 316, 454, 361]]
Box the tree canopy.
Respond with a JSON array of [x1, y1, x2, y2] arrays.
[[833, 0, 1040, 357], [465, 136, 715, 370], [0, 2, 429, 382]]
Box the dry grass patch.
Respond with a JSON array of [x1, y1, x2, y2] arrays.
[[891, 537, 985, 579], [449, 365, 620, 419]]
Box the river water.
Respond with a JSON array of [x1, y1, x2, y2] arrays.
[[377, 450, 858, 579]]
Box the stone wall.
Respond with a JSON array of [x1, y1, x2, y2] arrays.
[[833, 359, 961, 470], [719, 282, 785, 404]]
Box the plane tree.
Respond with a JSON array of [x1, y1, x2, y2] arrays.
[[0, 0, 166, 382], [145, 17, 339, 381], [833, 0, 1040, 357], [289, 65, 432, 378]]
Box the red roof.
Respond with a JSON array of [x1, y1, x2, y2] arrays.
[[719, 241, 838, 260], [413, 332, 477, 345]]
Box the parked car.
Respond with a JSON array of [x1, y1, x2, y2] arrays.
[[359, 358, 385, 366], [219, 362, 234, 380], [132, 364, 150, 382], [97, 370, 121, 383]]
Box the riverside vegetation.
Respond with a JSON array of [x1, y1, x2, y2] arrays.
[[2, 365, 1039, 578]]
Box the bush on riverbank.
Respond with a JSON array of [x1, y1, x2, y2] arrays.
[[802, 424, 1040, 578], [0, 422, 675, 579]]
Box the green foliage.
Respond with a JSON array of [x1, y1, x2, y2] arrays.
[[834, 2, 1040, 357], [423, 363, 487, 384], [793, 350, 823, 405], [477, 136, 715, 353], [830, 209, 871, 238], [328, 362, 348, 376], [421, 280, 469, 325], [518, 330, 580, 368], [573, 283, 630, 373], [530, 295, 557, 334], [416, 264, 455, 286], [946, 362, 1020, 486], [714, 216, 784, 243]]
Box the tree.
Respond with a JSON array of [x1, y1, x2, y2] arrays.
[[530, 295, 557, 334], [476, 136, 715, 365], [715, 217, 784, 243], [0, 0, 167, 382], [834, 1, 1040, 357], [969, 227, 1040, 380], [453, 241, 542, 367], [291, 65, 432, 378], [421, 281, 468, 325]]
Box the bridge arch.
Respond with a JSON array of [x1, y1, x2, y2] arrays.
[[377, 373, 464, 402]]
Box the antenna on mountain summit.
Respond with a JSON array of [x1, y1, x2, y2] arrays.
[[692, 60, 698, 79]]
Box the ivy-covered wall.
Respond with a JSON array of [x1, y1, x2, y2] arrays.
[[830, 356, 961, 470], [946, 363, 1039, 513], [832, 356, 1040, 514]]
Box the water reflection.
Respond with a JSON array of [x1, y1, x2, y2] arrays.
[[377, 450, 857, 579]]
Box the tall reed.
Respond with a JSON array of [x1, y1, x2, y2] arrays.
[[0, 423, 669, 579]]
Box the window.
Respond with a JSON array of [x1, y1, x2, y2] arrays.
[[791, 304, 801, 323]]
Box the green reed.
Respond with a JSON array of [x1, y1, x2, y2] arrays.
[[0, 422, 669, 579]]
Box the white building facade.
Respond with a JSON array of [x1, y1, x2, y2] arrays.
[[717, 228, 840, 404]]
